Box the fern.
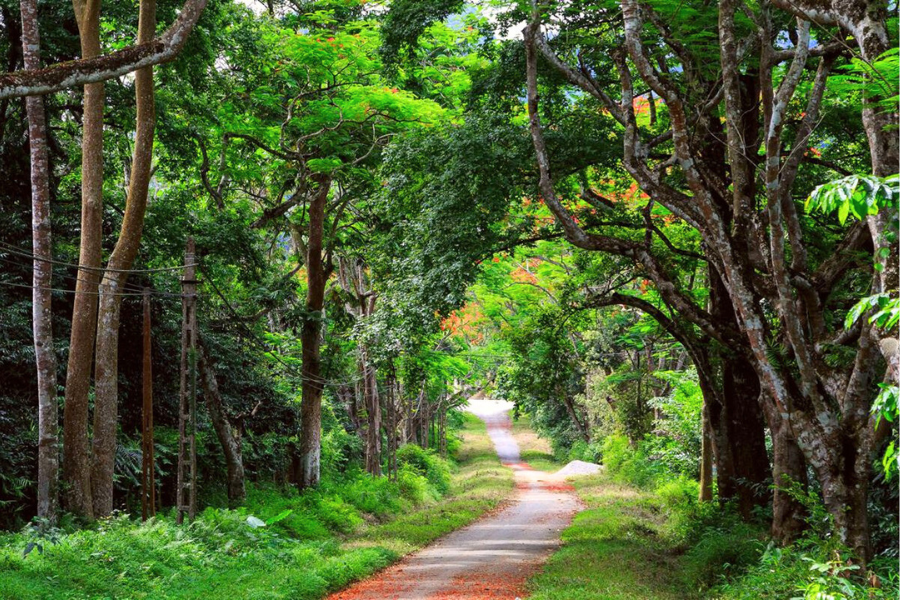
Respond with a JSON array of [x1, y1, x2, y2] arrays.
[[827, 47, 899, 113]]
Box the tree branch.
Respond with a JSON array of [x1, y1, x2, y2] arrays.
[[0, 0, 207, 99]]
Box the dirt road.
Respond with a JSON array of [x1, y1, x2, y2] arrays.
[[328, 399, 581, 600]]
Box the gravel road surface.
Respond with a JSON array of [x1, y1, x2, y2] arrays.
[[328, 399, 581, 600]]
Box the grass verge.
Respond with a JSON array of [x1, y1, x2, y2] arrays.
[[525, 469, 899, 600], [0, 413, 513, 600], [524, 473, 694, 600]]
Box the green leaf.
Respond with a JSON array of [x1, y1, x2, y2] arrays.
[[265, 509, 293, 525], [837, 199, 850, 224]]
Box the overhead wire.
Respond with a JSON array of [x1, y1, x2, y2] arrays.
[[0, 240, 199, 274], [0, 254, 185, 298], [198, 262, 367, 389]]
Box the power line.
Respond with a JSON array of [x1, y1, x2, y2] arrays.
[[198, 262, 365, 389], [0, 280, 151, 297], [0, 240, 199, 274], [0, 255, 184, 298]]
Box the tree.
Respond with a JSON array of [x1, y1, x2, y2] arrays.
[[90, 0, 158, 518], [336, 256, 381, 475], [520, 0, 897, 558], [62, 0, 105, 519], [188, 9, 444, 488], [20, 0, 58, 522]]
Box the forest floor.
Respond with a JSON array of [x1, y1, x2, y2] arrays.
[[327, 399, 582, 600]]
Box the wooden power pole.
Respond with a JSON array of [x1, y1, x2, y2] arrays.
[[177, 238, 199, 524], [141, 287, 156, 520]]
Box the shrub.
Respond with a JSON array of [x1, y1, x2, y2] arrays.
[[682, 523, 763, 590], [566, 439, 602, 463], [340, 473, 404, 517], [396, 465, 432, 505], [713, 539, 898, 600], [396, 444, 451, 494], [601, 434, 662, 488]]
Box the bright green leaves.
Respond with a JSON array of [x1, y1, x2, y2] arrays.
[[379, 0, 466, 69], [306, 158, 344, 173], [829, 47, 900, 114], [805, 174, 899, 225], [215, 13, 446, 185], [844, 293, 900, 331]]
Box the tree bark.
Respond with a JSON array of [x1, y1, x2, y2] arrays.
[[61, 0, 103, 519], [363, 353, 382, 476], [21, 0, 58, 523], [763, 400, 808, 542], [560, 392, 590, 442], [709, 268, 770, 515], [90, 0, 157, 518], [296, 175, 331, 490], [699, 403, 714, 503], [198, 345, 245, 505], [720, 354, 770, 516], [336, 257, 381, 476]]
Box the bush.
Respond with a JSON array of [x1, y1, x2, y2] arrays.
[[396, 465, 436, 505], [396, 444, 451, 494], [601, 434, 662, 488], [566, 439, 602, 463], [682, 523, 762, 590], [340, 473, 404, 517], [714, 539, 899, 600]]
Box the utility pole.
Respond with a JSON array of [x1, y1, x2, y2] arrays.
[[177, 238, 198, 524], [141, 287, 156, 520]]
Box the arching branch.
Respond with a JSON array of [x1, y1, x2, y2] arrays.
[[0, 0, 207, 100]]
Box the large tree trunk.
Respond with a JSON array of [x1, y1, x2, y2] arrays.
[[763, 400, 807, 542], [708, 271, 770, 517], [721, 355, 770, 516], [198, 346, 245, 505], [61, 0, 103, 519], [90, 0, 156, 518], [296, 175, 331, 490], [21, 0, 58, 522]]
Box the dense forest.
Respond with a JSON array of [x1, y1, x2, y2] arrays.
[[0, 0, 897, 598]]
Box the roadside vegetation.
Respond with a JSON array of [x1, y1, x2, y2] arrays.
[[526, 436, 899, 600], [0, 414, 512, 600]]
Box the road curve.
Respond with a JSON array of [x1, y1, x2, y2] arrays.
[[327, 399, 581, 600]]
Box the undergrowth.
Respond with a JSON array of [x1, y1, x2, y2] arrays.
[[0, 412, 513, 600], [527, 433, 898, 600]]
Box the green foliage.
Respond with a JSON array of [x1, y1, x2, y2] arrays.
[[805, 174, 899, 225], [714, 541, 898, 600], [600, 434, 663, 488], [0, 415, 513, 599], [828, 48, 900, 114], [379, 0, 466, 68], [396, 444, 452, 494], [682, 523, 762, 591], [644, 369, 703, 478]]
